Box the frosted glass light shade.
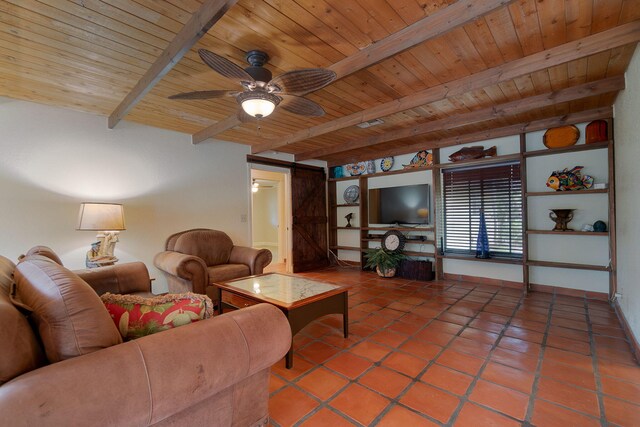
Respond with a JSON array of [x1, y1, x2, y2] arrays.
[[77, 203, 125, 231], [242, 98, 276, 118]]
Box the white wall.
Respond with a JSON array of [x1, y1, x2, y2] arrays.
[[0, 98, 252, 293], [251, 187, 278, 245], [614, 46, 640, 343]]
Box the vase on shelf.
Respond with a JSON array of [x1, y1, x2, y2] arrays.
[[549, 209, 575, 231]]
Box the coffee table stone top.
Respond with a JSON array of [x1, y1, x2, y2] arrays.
[[223, 273, 341, 304]]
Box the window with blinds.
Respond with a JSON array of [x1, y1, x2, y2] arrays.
[[442, 162, 523, 258]]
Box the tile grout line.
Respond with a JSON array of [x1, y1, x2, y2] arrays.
[[585, 297, 609, 427], [445, 284, 530, 426], [280, 278, 461, 427], [523, 290, 555, 424], [270, 269, 638, 426], [367, 282, 482, 426]]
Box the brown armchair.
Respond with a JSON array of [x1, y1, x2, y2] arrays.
[[154, 229, 272, 302]]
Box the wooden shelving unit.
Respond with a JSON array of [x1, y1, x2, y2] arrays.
[[328, 161, 439, 277], [436, 153, 521, 170], [522, 140, 610, 158], [526, 189, 608, 197], [526, 260, 610, 272], [526, 230, 608, 236], [437, 253, 523, 266], [328, 118, 616, 298], [362, 226, 434, 232], [522, 120, 615, 298]]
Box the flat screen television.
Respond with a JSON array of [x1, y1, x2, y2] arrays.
[[369, 183, 431, 225]]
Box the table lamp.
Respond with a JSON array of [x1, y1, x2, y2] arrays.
[[77, 202, 125, 268]]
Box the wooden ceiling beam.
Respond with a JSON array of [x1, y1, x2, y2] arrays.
[[107, 0, 239, 129], [192, 114, 241, 144], [191, 0, 515, 144], [254, 20, 640, 155], [296, 75, 624, 160], [326, 106, 614, 167]]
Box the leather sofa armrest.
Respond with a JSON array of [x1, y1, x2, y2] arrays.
[[75, 262, 152, 296], [153, 251, 209, 294], [0, 304, 291, 426], [229, 246, 272, 275]]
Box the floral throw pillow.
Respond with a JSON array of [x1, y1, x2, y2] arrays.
[[101, 292, 214, 340]]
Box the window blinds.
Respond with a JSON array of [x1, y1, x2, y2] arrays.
[[442, 162, 523, 257]]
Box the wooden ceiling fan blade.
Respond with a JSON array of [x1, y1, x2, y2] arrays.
[[169, 90, 238, 100], [268, 68, 336, 95], [280, 95, 326, 117], [198, 49, 255, 85]]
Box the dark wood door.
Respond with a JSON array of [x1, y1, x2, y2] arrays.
[[291, 166, 329, 272]]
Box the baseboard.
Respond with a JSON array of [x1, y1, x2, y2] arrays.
[[529, 283, 609, 301], [333, 260, 360, 267], [613, 299, 640, 365], [441, 273, 609, 300]]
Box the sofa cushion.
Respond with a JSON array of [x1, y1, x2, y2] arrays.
[[0, 256, 45, 384], [101, 292, 214, 340], [208, 264, 251, 283], [174, 230, 234, 266], [14, 256, 122, 363]]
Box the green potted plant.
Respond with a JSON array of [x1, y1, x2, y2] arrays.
[[364, 247, 406, 278]]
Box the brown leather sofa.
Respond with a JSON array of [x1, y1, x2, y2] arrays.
[[154, 229, 272, 304], [0, 252, 290, 426]]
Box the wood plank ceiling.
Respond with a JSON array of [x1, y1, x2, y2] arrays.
[[0, 0, 639, 166]]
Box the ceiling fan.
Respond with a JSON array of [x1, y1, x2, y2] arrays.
[[169, 49, 336, 119]]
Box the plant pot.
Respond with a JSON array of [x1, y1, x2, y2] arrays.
[[376, 266, 396, 278]]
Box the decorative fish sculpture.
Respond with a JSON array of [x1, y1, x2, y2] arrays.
[[449, 146, 497, 162], [546, 166, 594, 191]]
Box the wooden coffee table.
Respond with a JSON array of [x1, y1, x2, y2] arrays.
[[216, 273, 349, 368]]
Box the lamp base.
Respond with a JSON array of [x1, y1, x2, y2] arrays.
[[85, 231, 120, 268]]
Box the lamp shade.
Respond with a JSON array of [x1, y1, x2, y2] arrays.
[[77, 203, 125, 231], [237, 89, 280, 118], [242, 98, 276, 118]]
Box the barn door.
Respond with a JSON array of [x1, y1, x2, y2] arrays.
[[291, 166, 329, 272]]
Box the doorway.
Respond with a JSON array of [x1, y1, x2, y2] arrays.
[[250, 169, 290, 273]]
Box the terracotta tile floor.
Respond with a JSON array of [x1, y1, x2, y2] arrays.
[[267, 267, 640, 426]]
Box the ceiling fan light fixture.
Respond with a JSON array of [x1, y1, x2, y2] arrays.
[[238, 90, 280, 118]]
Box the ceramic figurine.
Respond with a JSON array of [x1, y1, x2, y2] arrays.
[[403, 150, 433, 169], [333, 166, 344, 178], [345, 213, 354, 228], [546, 166, 594, 191], [448, 146, 497, 162]]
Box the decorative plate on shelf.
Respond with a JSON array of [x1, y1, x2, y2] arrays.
[[343, 185, 360, 204], [543, 125, 580, 149], [345, 162, 366, 176], [380, 157, 394, 172]]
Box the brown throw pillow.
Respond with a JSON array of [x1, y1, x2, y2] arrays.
[[14, 256, 122, 363]]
